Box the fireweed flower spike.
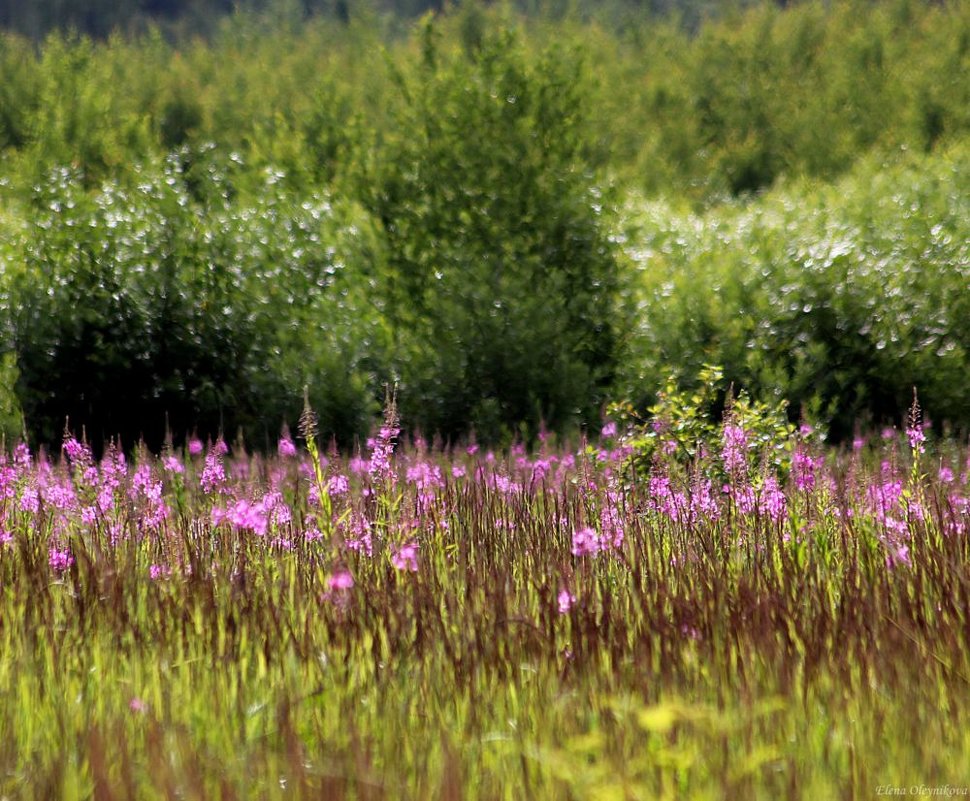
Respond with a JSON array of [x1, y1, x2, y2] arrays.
[[278, 435, 297, 458], [571, 527, 601, 557], [299, 389, 333, 537], [906, 390, 926, 456], [370, 423, 400, 484], [200, 449, 227, 494], [721, 422, 748, 476], [48, 547, 74, 573], [391, 542, 419, 572], [328, 570, 354, 591]]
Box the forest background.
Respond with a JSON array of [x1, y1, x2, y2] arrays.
[[0, 0, 967, 451]]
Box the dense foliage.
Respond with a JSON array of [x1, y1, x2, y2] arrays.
[[0, 0, 824, 41], [619, 146, 970, 441], [366, 23, 619, 439], [0, 0, 968, 448], [2, 155, 388, 452]]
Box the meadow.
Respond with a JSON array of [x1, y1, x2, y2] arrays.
[[1, 2, 969, 797], [1, 395, 968, 798]]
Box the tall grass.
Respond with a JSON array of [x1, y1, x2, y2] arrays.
[[1, 397, 968, 798]]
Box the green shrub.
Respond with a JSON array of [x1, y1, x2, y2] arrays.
[[365, 13, 621, 441], [617, 146, 970, 439], [3, 151, 387, 452]]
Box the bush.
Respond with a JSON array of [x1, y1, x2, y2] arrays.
[[364, 13, 621, 441], [617, 146, 970, 439], [3, 151, 388, 453]]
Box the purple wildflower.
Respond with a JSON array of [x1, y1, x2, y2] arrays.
[[758, 476, 787, 523], [200, 452, 227, 494], [162, 456, 185, 474], [906, 425, 926, 454], [721, 423, 749, 475], [391, 542, 419, 572], [328, 570, 354, 591], [342, 513, 373, 556], [571, 527, 601, 557], [13, 442, 31, 469], [792, 449, 818, 492], [369, 424, 399, 483], [327, 474, 350, 495], [63, 436, 91, 465], [48, 547, 74, 573]]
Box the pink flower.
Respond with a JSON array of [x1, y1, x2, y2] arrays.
[[907, 426, 926, 454], [48, 547, 74, 573], [369, 425, 399, 482], [129, 697, 147, 714], [162, 456, 185, 474], [758, 476, 787, 523], [188, 438, 204, 456], [328, 570, 354, 591], [62, 436, 91, 465], [327, 474, 350, 495], [792, 449, 818, 491], [391, 543, 419, 572], [19, 486, 40, 514], [406, 461, 443, 492], [13, 442, 31, 469], [341, 513, 373, 556], [278, 437, 297, 458], [571, 527, 601, 557], [303, 525, 324, 542], [721, 424, 748, 475], [886, 544, 911, 569], [200, 453, 226, 494], [557, 589, 576, 615]]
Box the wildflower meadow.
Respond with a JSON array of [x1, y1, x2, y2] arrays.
[[1, 391, 968, 799], [1, 1, 968, 798]]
